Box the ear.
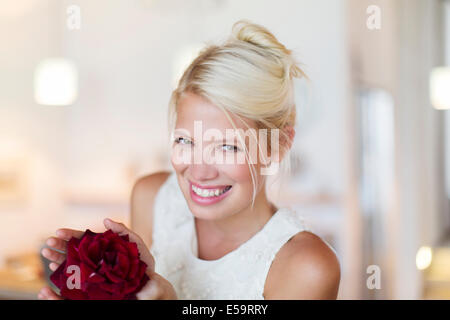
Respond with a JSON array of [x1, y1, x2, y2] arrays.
[[285, 125, 296, 148], [281, 125, 295, 158], [271, 125, 296, 164]]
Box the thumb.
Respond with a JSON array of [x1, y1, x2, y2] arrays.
[[103, 218, 145, 253], [103, 218, 148, 251], [103, 218, 131, 236], [136, 271, 161, 300], [103, 218, 155, 273], [136, 271, 176, 300]]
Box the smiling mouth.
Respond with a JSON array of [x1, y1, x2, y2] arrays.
[[191, 184, 232, 198]]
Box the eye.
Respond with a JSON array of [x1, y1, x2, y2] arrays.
[[174, 137, 193, 145], [221, 144, 240, 152]]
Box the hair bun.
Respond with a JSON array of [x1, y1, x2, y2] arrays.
[[231, 20, 287, 57], [230, 19, 306, 79]]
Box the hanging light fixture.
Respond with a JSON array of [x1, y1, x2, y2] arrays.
[[416, 246, 433, 270], [34, 58, 78, 106], [430, 67, 450, 110]]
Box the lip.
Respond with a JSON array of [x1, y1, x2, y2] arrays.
[[189, 181, 232, 206], [189, 180, 231, 190]]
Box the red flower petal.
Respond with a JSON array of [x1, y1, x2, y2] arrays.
[[87, 240, 102, 264], [103, 229, 117, 241], [78, 235, 97, 269], [105, 270, 124, 283], [49, 261, 67, 289], [66, 238, 81, 266], [135, 272, 150, 293], [110, 241, 128, 255], [126, 242, 139, 259], [87, 272, 106, 284], [113, 252, 130, 277], [136, 261, 147, 279], [127, 259, 139, 280], [104, 251, 116, 264], [124, 278, 140, 295], [61, 287, 88, 300], [124, 272, 150, 295], [99, 281, 124, 295], [80, 262, 94, 283], [50, 228, 150, 300], [83, 229, 98, 238], [86, 285, 116, 300], [98, 260, 112, 275]]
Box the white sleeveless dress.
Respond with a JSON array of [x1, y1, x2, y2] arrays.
[[150, 171, 311, 300]]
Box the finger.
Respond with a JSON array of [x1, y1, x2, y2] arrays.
[[55, 228, 84, 241], [45, 237, 67, 252], [41, 247, 65, 264], [136, 273, 161, 300], [49, 262, 60, 271], [103, 218, 142, 242], [103, 218, 154, 271], [40, 286, 62, 300], [38, 288, 47, 300], [103, 218, 130, 235]]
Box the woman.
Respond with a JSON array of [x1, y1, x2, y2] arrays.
[[39, 20, 340, 300]]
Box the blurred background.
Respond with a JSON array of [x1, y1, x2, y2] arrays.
[[0, 0, 449, 299]]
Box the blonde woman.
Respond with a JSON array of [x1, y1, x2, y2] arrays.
[[39, 20, 340, 300]]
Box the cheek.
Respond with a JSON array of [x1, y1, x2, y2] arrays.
[[170, 147, 190, 172], [219, 163, 253, 188]]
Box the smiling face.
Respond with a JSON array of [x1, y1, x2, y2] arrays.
[[170, 91, 268, 221]]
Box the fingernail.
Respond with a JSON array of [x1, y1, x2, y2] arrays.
[[46, 238, 55, 246]]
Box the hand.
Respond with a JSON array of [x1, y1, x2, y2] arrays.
[[39, 227, 84, 300], [100, 219, 177, 300], [38, 218, 177, 300]]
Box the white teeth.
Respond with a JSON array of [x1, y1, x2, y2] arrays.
[[192, 185, 230, 198]]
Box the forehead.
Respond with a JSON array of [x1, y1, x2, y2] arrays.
[[175, 92, 255, 133]]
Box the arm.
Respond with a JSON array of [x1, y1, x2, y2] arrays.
[[129, 171, 172, 249], [263, 231, 341, 300]]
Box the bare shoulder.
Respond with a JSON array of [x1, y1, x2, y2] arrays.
[[129, 171, 172, 247], [264, 231, 341, 300]]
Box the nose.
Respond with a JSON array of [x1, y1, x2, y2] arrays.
[[189, 162, 219, 182]]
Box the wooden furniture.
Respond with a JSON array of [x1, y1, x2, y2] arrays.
[[0, 252, 47, 300]]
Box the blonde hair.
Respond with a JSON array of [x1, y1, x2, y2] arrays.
[[168, 19, 308, 209]]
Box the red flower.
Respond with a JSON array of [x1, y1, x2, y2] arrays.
[[50, 229, 150, 300]]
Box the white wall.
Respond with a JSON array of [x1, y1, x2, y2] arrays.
[[0, 1, 68, 263], [445, 2, 450, 199]]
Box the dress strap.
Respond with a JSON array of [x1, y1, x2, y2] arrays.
[[246, 207, 312, 298]]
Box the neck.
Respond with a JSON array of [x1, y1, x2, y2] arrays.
[[195, 185, 278, 244]]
